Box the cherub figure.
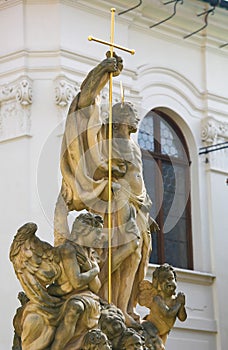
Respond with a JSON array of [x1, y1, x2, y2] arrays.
[[118, 328, 145, 350], [99, 304, 127, 350], [138, 264, 187, 349], [80, 329, 112, 350], [99, 302, 145, 350]]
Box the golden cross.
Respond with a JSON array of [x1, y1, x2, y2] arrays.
[[88, 8, 135, 304]]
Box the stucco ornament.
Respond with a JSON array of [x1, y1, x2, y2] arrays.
[[55, 77, 80, 107], [201, 116, 228, 145], [16, 79, 33, 106], [0, 77, 32, 141]]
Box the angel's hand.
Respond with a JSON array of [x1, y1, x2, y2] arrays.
[[177, 292, 186, 305], [61, 180, 73, 205]]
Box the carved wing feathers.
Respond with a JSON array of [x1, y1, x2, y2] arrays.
[[10, 223, 60, 303], [138, 279, 156, 308], [9, 222, 37, 262], [10, 222, 54, 273]]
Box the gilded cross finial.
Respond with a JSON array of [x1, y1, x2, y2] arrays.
[[88, 8, 135, 304]]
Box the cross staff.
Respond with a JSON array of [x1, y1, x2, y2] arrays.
[[88, 8, 135, 304]]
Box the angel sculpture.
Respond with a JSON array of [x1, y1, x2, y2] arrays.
[[9, 213, 106, 350], [10, 222, 62, 350], [138, 264, 187, 349]]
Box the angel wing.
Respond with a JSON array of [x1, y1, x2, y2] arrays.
[[10, 223, 61, 305], [138, 279, 157, 309]]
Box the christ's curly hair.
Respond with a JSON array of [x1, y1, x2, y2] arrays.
[[105, 102, 139, 133]]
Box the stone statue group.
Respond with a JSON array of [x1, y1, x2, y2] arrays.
[[10, 53, 187, 350]]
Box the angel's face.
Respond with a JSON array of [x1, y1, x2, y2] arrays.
[[83, 331, 112, 350], [159, 270, 177, 297], [76, 221, 106, 248], [102, 316, 125, 338], [98, 334, 112, 350], [123, 334, 144, 350]]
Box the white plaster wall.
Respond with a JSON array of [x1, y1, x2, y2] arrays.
[[206, 166, 228, 348], [0, 2, 24, 56], [0, 137, 31, 347], [0, 0, 228, 349]]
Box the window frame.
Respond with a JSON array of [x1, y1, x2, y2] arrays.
[[139, 108, 193, 269]]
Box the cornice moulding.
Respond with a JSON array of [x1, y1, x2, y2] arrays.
[[61, 0, 228, 50], [138, 66, 206, 114], [174, 317, 217, 333], [147, 264, 215, 286], [0, 0, 21, 10], [0, 48, 137, 93], [0, 1, 227, 50], [138, 66, 203, 95]]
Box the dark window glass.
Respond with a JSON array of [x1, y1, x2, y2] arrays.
[[138, 109, 193, 269]]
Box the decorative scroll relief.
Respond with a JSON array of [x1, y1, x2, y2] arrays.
[[55, 77, 80, 108], [54, 76, 141, 136], [0, 77, 32, 142], [201, 116, 228, 145], [54, 77, 129, 130], [54, 76, 80, 123], [201, 117, 228, 172], [54, 75, 140, 113]]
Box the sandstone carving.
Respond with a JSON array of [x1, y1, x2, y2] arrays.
[[10, 52, 186, 350]]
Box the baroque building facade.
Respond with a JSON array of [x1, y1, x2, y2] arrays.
[[0, 0, 228, 349]]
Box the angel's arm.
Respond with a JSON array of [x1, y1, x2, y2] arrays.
[[60, 243, 99, 290], [77, 53, 123, 109], [177, 292, 187, 321], [153, 295, 182, 318], [18, 271, 60, 306], [178, 304, 187, 321], [88, 252, 101, 293]]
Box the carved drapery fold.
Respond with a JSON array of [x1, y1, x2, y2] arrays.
[[0, 77, 32, 142]]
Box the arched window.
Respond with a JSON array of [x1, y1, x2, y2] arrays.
[[138, 109, 193, 269]]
